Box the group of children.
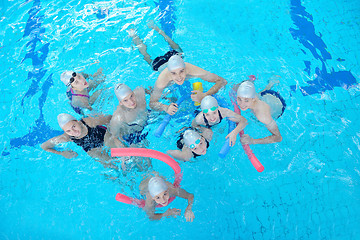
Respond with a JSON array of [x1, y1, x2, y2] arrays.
[[41, 21, 285, 221]]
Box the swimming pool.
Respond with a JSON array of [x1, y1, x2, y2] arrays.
[[1, 0, 360, 239]]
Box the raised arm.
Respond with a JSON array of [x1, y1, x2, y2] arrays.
[[187, 63, 227, 102], [87, 67, 105, 91], [41, 134, 77, 159], [149, 74, 177, 114]]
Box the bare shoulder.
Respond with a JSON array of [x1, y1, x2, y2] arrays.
[[134, 87, 146, 106], [255, 100, 272, 124], [156, 69, 170, 89], [219, 107, 233, 117], [111, 108, 125, 122], [84, 115, 111, 127], [185, 62, 205, 75], [195, 112, 204, 124]]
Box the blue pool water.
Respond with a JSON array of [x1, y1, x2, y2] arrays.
[[1, 0, 360, 239]]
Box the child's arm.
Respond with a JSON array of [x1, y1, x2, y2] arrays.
[[88, 68, 105, 91], [167, 147, 193, 162], [223, 108, 248, 146], [85, 114, 112, 127], [88, 89, 102, 106], [175, 187, 195, 222], [191, 116, 202, 129], [41, 134, 78, 159], [144, 194, 181, 220], [72, 95, 93, 110], [105, 113, 127, 148], [187, 63, 227, 102], [241, 104, 282, 145]]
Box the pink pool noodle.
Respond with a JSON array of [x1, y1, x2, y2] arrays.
[[231, 91, 264, 172]]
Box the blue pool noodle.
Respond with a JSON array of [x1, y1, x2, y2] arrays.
[[218, 120, 236, 158], [154, 94, 191, 138]]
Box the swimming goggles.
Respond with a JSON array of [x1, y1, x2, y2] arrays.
[[68, 72, 77, 86], [189, 138, 201, 149], [202, 106, 218, 114]]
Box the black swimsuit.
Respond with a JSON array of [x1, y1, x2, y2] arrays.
[[203, 110, 223, 128], [70, 120, 107, 152]]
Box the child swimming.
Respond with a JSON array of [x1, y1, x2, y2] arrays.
[[128, 20, 183, 73], [108, 83, 149, 148], [167, 128, 213, 162], [192, 96, 248, 146], [140, 176, 194, 221], [150, 55, 227, 115], [41, 113, 116, 169], [60, 68, 105, 115], [236, 79, 284, 145]]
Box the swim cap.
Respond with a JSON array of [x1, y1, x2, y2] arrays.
[[114, 83, 132, 101], [148, 177, 168, 198], [167, 55, 185, 71], [57, 113, 76, 129], [237, 81, 256, 99], [183, 130, 201, 149], [60, 71, 74, 86], [200, 96, 219, 112]]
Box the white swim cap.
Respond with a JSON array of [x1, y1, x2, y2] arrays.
[[183, 129, 201, 149], [237, 81, 256, 99], [114, 83, 132, 101], [148, 177, 168, 198], [167, 55, 185, 71], [60, 71, 74, 86], [200, 96, 219, 112], [57, 113, 76, 129]]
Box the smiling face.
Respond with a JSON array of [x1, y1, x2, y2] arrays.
[[237, 96, 255, 111], [62, 120, 82, 137], [169, 67, 186, 85], [70, 73, 88, 91], [191, 137, 207, 156], [119, 91, 136, 109], [153, 189, 170, 206], [203, 108, 220, 123]]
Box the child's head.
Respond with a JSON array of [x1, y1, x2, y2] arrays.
[[167, 55, 186, 85], [201, 96, 220, 123], [184, 130, 207, 156], [61, 71, 88, 91], [148, 177, 169, 206], [114, 83, 136, 109], [57, 113, 81, 137], [237, 81, 256, 111]]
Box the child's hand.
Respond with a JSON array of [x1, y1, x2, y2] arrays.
[[184, 208, 195, 222], [165, 208, 181, 218], [190, 91, 205, 103], [166, 103, 178, 115], [226, 131, 237, 147], [61, 150, 78, 159], [240, 134, 254, 145]]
